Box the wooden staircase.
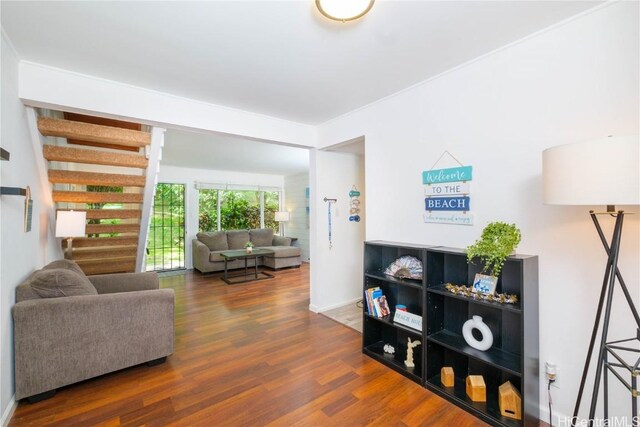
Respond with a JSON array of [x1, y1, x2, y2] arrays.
[[38, 113, 159, 275]]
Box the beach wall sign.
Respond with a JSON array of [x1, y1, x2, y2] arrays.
[[423, 163, 473, 225]]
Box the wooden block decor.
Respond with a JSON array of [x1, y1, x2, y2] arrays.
[[499, 381, 522, 420], [441, 367, 454, 387], [465, 375, 486, 402]]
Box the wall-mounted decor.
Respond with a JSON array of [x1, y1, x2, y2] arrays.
[[24, 186, 33, 232], [423, 151, 473, 225], [323, 197, 336, 250], [348, 185, 361, 222], [1, 149, 32, 232], [304, 187, 310, 229]]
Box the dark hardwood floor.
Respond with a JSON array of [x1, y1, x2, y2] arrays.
[[9, 264, 487, 426]]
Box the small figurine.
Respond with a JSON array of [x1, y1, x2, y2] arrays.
[[383, 344, 395, 355], [404, 337, 422, 368]]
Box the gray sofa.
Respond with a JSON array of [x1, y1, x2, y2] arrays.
[[192, 228, 301, 273], [12, 260, 174, 402]]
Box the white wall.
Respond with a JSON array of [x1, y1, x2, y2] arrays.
[[18, 62, 316, 149], [157, 164, 284, 269], [316, 2, 639, 422], [0, 32, 62, 420], [283, 172, 310, 261], [309, 149, 365, 312]]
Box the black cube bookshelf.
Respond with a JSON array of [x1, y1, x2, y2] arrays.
[[363, 241, 539, 426]]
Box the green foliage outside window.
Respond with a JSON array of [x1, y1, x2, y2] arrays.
[[86, 185, 123, 237], [198, 189, 280, 232], [146, 183, 185, 271]]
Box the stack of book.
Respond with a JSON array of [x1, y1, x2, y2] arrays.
[[365, 287, 391, 318]]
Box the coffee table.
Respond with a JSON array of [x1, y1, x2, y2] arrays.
[[219, 249, 275, 285]]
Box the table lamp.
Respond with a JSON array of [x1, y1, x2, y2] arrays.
[[542, 135, 639, 425], [55, 210, 87, 260], [275, 211, 290, 236]]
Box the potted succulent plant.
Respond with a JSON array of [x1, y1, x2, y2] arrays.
[[244, 241, 254, 254], [466, 222, 521, 294]]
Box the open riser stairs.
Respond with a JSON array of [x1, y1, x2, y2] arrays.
[[37, 113, 163, 275]]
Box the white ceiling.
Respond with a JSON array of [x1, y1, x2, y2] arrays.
[[162, 129, 309, 176], [2, 1, 599, 125]]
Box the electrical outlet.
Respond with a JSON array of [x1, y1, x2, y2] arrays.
[[546, 361, 558, 387]]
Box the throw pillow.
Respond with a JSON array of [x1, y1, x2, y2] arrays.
[[227, 230, 250, 250], [43, 259, 85, 276], [250, 229, 274, 247], [30, 269, 98, 298], [197, 231, 228, 251]]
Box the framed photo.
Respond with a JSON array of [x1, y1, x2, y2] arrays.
[[472, 273, 498, 295]]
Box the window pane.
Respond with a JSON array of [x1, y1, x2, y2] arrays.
[[198, 189, 218, 231], [220, 190, 260, 230], [264, 191, 280, 233]]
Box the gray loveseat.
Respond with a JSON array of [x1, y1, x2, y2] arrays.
[[192, 228, 301, 273], [12, 260, 174, 402]]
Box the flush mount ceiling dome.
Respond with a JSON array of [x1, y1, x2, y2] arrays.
[[315, 0, 375, 22]]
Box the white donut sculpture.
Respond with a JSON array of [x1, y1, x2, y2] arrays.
[[462, 315, 493, 351]]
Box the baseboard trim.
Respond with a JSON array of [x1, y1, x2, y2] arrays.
[[1, 396, 17, 427], [312, 297, 362, 314]]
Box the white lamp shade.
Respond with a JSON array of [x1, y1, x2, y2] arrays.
[[542, 135, 639, 206], [56, 211, 87, 237], [275, 211, 290, 222]]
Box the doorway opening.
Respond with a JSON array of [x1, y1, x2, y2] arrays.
[[146, 183, 186, 271]]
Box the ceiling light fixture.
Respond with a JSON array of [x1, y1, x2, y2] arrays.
[[315, 0, 375, 22]]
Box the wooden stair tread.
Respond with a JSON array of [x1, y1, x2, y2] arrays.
[[76, 256, 136, 265], [63, 236, 139, 248], [57, 209, 141, 219], [49, 170, 146, 187], [53, 191, 143, 203], [71, 246, 138, 260], [80, 261, 136, 276], [44, 145, 148, 169], [85, 223, 140, 234], [38, 117, 150, 148]]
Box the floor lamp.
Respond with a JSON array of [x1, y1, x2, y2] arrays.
[[56, 210, 87, 260], [275, 211, 290, 236], [542, 135, 640, 426]]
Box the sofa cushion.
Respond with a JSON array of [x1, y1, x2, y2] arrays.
[[197, 231, 229, 251], [250, 229, 274, 247], [261, 246, 301, 258], [272, 235, 292, 246], [227, 230, 250, 250], [29, 269, 98, 298]]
